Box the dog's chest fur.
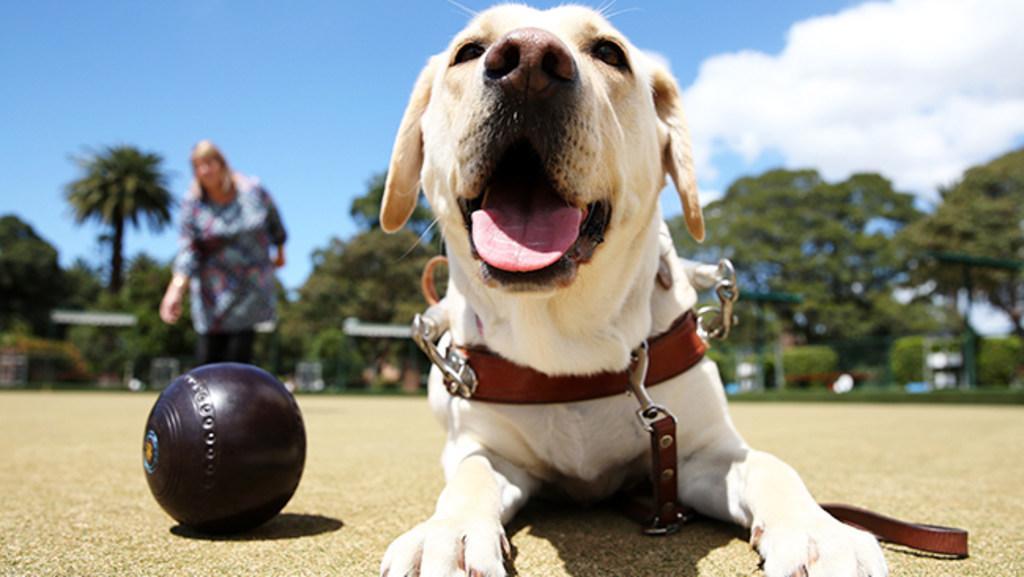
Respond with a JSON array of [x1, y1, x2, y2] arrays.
[[432, 383, 655, 501]]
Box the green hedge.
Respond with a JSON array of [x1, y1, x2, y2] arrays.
[[0, 333, 91, 383], [705, 347, 778, 388], [783, 346, 838, 388], [978, 337, 1023, 387], [705, 348, 735, 384], [890, 336, 963, 385], [891, 336, 926, 384]]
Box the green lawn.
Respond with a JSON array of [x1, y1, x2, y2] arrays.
[[2, 391, 1022, 576], [728, 387, 1024, 404]]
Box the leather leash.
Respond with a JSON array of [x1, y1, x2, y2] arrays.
[[822, 504, 968, 557], [416, 258, 969, 556]]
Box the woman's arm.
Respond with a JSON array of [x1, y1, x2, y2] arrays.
[[159, 273, 189, 324], [161, 199, 199, 325]]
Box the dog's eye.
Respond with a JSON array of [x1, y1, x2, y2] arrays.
[[453, 42, 485, 65], [591, 40, 628, 70]]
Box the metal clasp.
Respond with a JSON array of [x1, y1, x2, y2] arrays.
[[627, 341, 676, 432], [411, 312, 477, 398], [696, 259, 740, 341]]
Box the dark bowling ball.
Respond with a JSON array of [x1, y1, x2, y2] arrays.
[[142, 363, 306, 534]]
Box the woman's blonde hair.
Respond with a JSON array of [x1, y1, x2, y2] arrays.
[[190, 140, 234, 197]]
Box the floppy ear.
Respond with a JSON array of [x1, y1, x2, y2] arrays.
[[380, 57, 439, 233], [651, 63, 704, 242]]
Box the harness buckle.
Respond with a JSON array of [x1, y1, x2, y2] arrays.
[[412, 313, 477, 398], [627, 341, 676, 432], [697, 259, 740, 341]]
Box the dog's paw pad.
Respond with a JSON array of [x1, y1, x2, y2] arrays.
[[755, 515, 888, 577], [381, 517, 509, 577]]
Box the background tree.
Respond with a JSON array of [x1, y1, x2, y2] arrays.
[[349, 171, 438, 242], [284, 229, 434, 380], [277, 174, 438, 385], [0, 215, 65, 335], [902, 148, 1024, 338], [59, 258, 104, 312], [65, 145, 173, 293], [671, 169, 946, 342], [68, 254, 194, 380]]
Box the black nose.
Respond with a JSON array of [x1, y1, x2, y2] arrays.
[[484, 27, 577, 98]]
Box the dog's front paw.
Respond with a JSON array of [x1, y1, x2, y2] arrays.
[[751, 514, 888, 577], [381, 516, 510, 577]]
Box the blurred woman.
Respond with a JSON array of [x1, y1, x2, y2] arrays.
[[159, 140, 287, 366]]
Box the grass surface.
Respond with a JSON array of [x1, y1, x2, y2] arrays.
[[1, 391, 1022, 576], [728, 387, 1024, 405]]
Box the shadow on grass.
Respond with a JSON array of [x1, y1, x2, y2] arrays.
[[506, 500, 744, 577], [881, 542, 971, 561], [171, 513, 344, 541]]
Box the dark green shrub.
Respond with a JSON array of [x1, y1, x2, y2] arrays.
[[1, 334, 90, 383], [309, 328, 365, 388], [890, 336, 925, 384], [783, 346, 838, 388], [891, 336, 965, 385], [705, 348, 735, 384], [978, 337, 1023, 387], [761, 353, 778, 389]]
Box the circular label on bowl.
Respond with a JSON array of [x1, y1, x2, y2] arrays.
[[143, 429, 159, 474]]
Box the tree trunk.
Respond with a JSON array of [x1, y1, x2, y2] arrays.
[[109, 213, 124, 293]]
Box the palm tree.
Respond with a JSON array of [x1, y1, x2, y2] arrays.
[[65, 145, 173, 293]]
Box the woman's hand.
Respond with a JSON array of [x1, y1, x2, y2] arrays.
[[274, 244, 286, 268], [159, 275, 187, 324]]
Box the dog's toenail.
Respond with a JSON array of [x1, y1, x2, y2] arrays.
[[750, 525, 764, 547], [808, 539, 820, 564]]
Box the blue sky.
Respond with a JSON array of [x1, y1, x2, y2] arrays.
[[1, 0, 856, 288], [3, 1, 1022, 335]]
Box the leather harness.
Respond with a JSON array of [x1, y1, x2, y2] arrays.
[[455, 311, 706, 405], [419, 258, 969, 558]]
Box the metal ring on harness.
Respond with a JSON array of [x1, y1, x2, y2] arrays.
[[696, 259, 740, 341], [411, 313, 477, 398]]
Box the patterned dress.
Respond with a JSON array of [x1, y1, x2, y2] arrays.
[[173, 173, 287, 335]]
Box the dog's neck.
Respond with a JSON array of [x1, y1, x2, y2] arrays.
[[443, 211, 696, 376]]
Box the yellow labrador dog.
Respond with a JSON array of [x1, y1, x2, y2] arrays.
[[379, 5, 887, 576]]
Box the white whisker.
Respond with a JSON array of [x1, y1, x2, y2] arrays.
[[596, 0, 617, 18], [399, 218, 442, 261], [446, 0, 477, 18], [604, 6, 642, 20]]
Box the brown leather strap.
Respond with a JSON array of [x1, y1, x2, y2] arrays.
[[617, 498, 970, 555], [616, 491, 696, 534], [822, 503, 969, 558], [420, 255, 448, 306], [643, 415, 690, 534], [458, 311, 707, 404]]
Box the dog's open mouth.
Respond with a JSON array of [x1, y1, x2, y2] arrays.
[[460, 140, 610, 289]]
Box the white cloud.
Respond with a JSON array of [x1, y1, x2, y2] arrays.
[[970, 303, 1015, 336], [683, 0, 1024, 198]]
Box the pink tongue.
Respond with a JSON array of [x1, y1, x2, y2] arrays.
[[471, 205, 582, 272]]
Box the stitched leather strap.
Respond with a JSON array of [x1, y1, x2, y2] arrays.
[[822, 503, 969, 557], [613, 416, 697, 536], [457, 311, 707, 404], [645, 416, 689, 534]]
